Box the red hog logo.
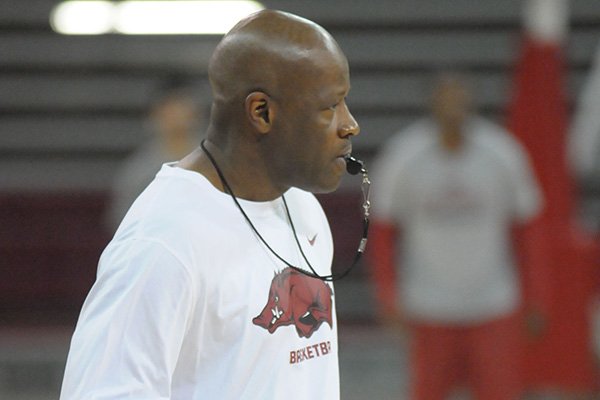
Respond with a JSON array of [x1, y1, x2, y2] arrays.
[[253, 267, 333, 338]]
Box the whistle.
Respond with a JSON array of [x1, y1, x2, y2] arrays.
[[345, 155, 365, 175]]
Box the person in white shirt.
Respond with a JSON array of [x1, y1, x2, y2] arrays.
[[569, 41, 600, 180], [370, 73, 543, 400], [106, 77, 202, 231], [60, 9, 360, 400]]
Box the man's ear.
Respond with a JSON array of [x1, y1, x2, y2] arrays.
[[246, 92, 275, 134]]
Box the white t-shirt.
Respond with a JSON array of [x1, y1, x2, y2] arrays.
[[569, 41, 600, 178], [60, 164, 339, 399], [373, 117, 542, 324]]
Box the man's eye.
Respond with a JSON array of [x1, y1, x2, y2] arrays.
[[330, 97, 347, 110]]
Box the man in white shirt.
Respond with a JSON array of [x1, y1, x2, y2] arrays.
[[60, 9, 359, 400], [569, 41, 600, 180], [370, 74, 542, 400]]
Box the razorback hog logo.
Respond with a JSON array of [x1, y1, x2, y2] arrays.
[[253, 267, 333, 338]]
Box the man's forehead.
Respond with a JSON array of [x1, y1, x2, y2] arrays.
[[296, 62, 350, 101]]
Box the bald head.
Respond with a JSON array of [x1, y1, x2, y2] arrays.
[[208, 10, 346, 115], [191, 10, 357, 198]]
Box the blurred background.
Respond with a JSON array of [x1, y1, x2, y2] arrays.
[[2, 0, 600, 399]]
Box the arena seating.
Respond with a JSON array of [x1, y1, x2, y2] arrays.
[[2, 0, 600, 325]]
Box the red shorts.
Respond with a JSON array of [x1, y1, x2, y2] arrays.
[[409, 312, 522, 400]]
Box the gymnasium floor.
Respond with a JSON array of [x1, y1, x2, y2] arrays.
[[0, 323, 406, 400]]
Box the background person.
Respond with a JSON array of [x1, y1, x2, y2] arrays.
[[369, 73, 543, 400], [105, 77, 203, 231]]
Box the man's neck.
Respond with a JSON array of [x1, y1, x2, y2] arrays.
[[439, 126, 464, 153], [177, 139, 287, 201]]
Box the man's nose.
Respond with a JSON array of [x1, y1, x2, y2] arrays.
[[339, 107, 360, 138]]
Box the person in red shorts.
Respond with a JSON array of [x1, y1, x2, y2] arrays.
[[369, 73, 543, 400]]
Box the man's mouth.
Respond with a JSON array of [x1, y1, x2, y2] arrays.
[[339, 147, 352, 160]]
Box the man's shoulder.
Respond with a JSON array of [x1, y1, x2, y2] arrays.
[[469, 117, 530, 165], [374, 119, 437, 174], [115, 169, 229, 246], [387, 119, 436, 148]]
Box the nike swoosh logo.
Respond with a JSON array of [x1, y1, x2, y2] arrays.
[[308, 233, 318, 246]]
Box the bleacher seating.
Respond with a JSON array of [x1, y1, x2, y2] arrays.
[[2, 0, 600, 323]]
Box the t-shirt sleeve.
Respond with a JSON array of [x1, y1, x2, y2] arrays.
[[500, 134, 544, 223], [60, 239, 195, 400]]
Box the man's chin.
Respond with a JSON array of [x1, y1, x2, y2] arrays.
[[302, 177, 342, 194]]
